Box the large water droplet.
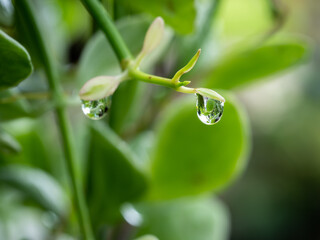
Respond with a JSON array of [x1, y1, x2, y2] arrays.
[[81, 97, 111, 120], [196, 93, 224, 125]]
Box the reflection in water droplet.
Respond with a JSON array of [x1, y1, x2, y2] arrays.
[[81, 97, 111, 120], [196, 93, 224, 125]]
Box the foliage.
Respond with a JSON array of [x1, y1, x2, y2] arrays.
[[0, 0, 309, 239]]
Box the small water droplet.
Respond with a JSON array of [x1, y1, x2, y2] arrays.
[[81, 97, 111, 120], [196, 93, 224, 125]]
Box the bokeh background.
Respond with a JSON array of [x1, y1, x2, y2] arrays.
[[220, 1, 320, 239]]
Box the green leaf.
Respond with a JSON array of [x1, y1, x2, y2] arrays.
[[1, 119, 60, 175], [148, 94, 250, 200], [0, 30, 33, 89], [86, 123, 147, 225], [204, 42, 309, 90], [135, 197, 230, 240], [0, 165, 69, 217], [172, 49, 201, 83], [0, 130, 21, 154], [121, 0, 196, 34], [135, 235, 159, 240], [195, 88, 225, 102], [141, 17, 164, 56], [79, 76, 120, 101]]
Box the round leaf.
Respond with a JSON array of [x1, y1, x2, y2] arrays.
[[135, 197, 230, 240], [148, 94, 250, 200]]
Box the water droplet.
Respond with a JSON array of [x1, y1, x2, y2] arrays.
[[196, 93, 224, 125], [81, 97, 111, 120]]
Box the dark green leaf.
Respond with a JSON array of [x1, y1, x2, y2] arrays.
[[135, 197, 230, 240], [0, 30, 33, 89], [148, 94, 250, 200], [86, 123, 147, 225], [121, 0, 196, 34], [0, 165, 69, 217], [204, 42, 309, 90]]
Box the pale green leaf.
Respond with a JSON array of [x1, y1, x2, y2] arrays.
[[204, 42, 309, 90], [148, 93, 250, 200]]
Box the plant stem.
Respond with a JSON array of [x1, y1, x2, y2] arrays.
[[15, 1, 94, 239], [128, 69, 176, 88], [79, 0, 205, 97], [128, 69, 196, 94], [80, 0, 132, 69]]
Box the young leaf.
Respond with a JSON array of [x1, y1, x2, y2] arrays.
[[148, 93, 250, 200], [78, 16, 152, 134], [135, 197, 230, 240], [141, 17, 164, 56], [79, 76, 120, 101], [196, 88, 225, 102], [135, 235, 159, 240], [204, 41, 309, 90], [77, 16, 152, 87], [172, 49, 201, 83], [0, 30, 33, 89]]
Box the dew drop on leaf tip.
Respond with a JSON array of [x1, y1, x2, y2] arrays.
[[81, 97, 111, 120], [196, 93, 224, 125]]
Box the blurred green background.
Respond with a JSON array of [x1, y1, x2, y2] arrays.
[[0, 0, 319, 239]]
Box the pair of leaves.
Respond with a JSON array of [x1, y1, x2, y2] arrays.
[[0, 30, 32, 89]]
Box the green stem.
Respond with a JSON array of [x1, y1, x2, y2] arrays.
[[80, 0, 132, 69], [128, 69, 196, 94], [79, 0, 202, 97], [128, 69, 176, 88], [15, 1, 94, 239]]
